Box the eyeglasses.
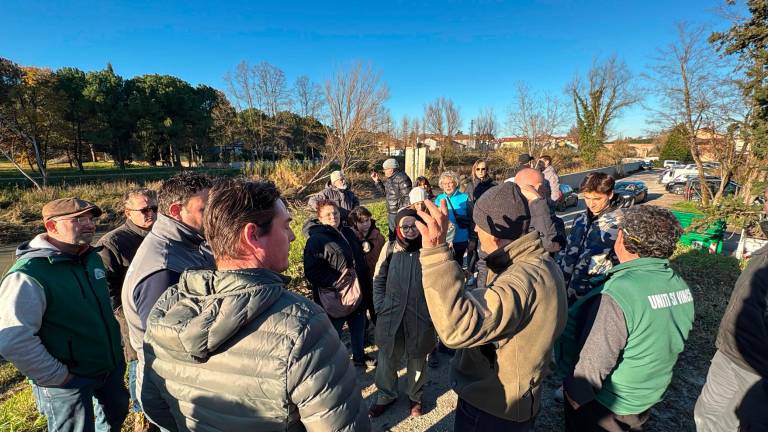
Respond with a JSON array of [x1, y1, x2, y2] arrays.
[[475, 167, 487, 172], [54, 215, 96, 225], [127, 206, 158, 216], [400, 225, 418, 232]]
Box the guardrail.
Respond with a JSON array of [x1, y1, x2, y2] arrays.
[[559, 162, 643, 190]]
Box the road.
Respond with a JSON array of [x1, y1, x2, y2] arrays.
[[555, 168, 682, 228]]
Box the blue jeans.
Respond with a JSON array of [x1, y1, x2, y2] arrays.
[[35, 363, 129, 432], [128, 360, 142, 413], [454, 398, 533, 432], [330, 309, 366, 361]]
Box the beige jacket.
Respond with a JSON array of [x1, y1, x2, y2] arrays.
[[420, 232, 567, 421]]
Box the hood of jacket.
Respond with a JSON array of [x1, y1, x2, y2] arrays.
[[15, 233, 97, 262], [485, 231, 543, 275], [589, 194, 630, 219], [146, 268, 287, 362]]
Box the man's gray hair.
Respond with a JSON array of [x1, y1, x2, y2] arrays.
[[122, 188, 157, 209]]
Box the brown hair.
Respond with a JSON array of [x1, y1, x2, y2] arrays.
[[580, 172, 615, 194], [348, 206, 373, 225], [471, 159, 489, 179], [203, 178, 282, 260], [540, 155, 552, 164], [314, 199, 338, 217]]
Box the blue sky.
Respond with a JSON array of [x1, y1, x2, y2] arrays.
[[2, 0, 735, 138]]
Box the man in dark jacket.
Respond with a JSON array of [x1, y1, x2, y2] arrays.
[[0, 198, 128, 432], [695, 242, 768, 431], [122, 172, 214, 429], [307, 170, 360, 220], [97, 188, 157, 431], [372, 158, 412, 239], [141, 179, 370, 432], [514, 168, 566, 254]]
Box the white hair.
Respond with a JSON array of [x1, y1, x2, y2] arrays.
[[439, 171, 459, 187]]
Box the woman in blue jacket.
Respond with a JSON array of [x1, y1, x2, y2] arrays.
[[435, 171, 472, 266]]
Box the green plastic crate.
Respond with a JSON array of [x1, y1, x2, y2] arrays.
[[670, 210, 726, 254]]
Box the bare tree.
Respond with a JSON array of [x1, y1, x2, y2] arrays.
[[293, 75, 324, 118], [314, 62, 388, 180], [224, 61, 263, 160], [645, 23, 730, 206], [423, 97, 462, 171], [254, 62, 289, 117], [507, 83, 568, 156], [474, 107, 498, 152], [568, 56, 640, 163]]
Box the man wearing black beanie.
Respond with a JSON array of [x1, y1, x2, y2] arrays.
[[415, 182, 567, 431]]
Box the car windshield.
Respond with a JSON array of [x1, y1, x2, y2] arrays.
[[615, 183, 635, 191]]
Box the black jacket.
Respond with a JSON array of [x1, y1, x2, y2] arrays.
[[375, 170, 413, 214], [302, 220, 372, 311], [716, 243, 768, 377], [96, 219, 150, 308], [307, 181, 360, 220], [465, 177, 496, 203]]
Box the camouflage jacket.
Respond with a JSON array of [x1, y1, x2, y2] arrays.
[[557, 196, 628, 299]]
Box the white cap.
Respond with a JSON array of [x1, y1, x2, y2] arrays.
[[409, 187, 428, 205], [383, 158, 399, 169]]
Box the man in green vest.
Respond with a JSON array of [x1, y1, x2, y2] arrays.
[[0, 197, 128, 432], [559, 205, 694, 431]]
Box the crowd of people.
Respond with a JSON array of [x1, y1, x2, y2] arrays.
[[0, 155, 766, 432]]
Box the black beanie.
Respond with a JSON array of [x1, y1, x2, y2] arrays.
[[473, 182, 531, 240]]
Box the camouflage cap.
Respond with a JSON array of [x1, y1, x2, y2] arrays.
[[42, 197, 102, 222]]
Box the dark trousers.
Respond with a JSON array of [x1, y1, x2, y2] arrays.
[[565, 399, 649, 431], [35, 362, 129, 432], [454, 398, 534, 431], [451, 241, 468, 268], [330, 309, 366, 361]]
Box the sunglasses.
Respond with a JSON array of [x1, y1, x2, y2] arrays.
[[128, 206, 158, 216], [475, 167, 487, 172]]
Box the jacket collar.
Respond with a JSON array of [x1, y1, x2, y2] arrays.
[[484, 231, 542, 274], [125, 218, 152, 238], [151, 214, 205, 247], [607, 256, 670, 275]]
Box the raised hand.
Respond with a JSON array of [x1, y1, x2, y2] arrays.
[[370, 171, 380, 182], [415, 198, 450, 248]]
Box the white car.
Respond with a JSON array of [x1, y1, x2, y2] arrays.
[[663, 160, 682, 168], [661, 164, 698, 184]]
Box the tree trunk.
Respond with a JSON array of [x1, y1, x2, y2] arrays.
[[0, 147, 41, 190], [688, 135, 710, 207]]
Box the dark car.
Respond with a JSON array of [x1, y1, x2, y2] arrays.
[[666, 174, 719, 195], [615, 181, 648, 204], [556, 184, 579, 211], [684, 178, 740, 201], [639, 161, 654, 170]]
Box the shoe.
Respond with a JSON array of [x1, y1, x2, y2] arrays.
[[554, 385, 564, 403], [353, 354, 377, 368], [427, 353, 439, 368], [409, 400, 423, 417], [369, 400, 395, 417]]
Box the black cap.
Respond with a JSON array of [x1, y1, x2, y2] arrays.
[[518, 153, 534, 164], [473, 182, 530, 240]]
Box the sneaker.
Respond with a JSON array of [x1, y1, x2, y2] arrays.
[[369, 400, 395, 417], [409, 400, 423, 417], [427, 353, 439, 368], [353, 354, 377, 368]]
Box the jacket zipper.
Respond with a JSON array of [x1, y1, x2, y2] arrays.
[[73, 273, 87, 299], [79, 258, 117, 368]]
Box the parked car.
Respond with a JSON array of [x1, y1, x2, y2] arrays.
[[556, 184, 579, 211], [663, 160, 682, 168], [615, 181, 648, 204], [661, 164, 698, 185], [685, 178, 740, 201], [639, 161, 654, 170], [666, 174, 719, 195]]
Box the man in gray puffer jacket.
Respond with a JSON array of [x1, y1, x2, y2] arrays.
[[141, 179, 370, 432]]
